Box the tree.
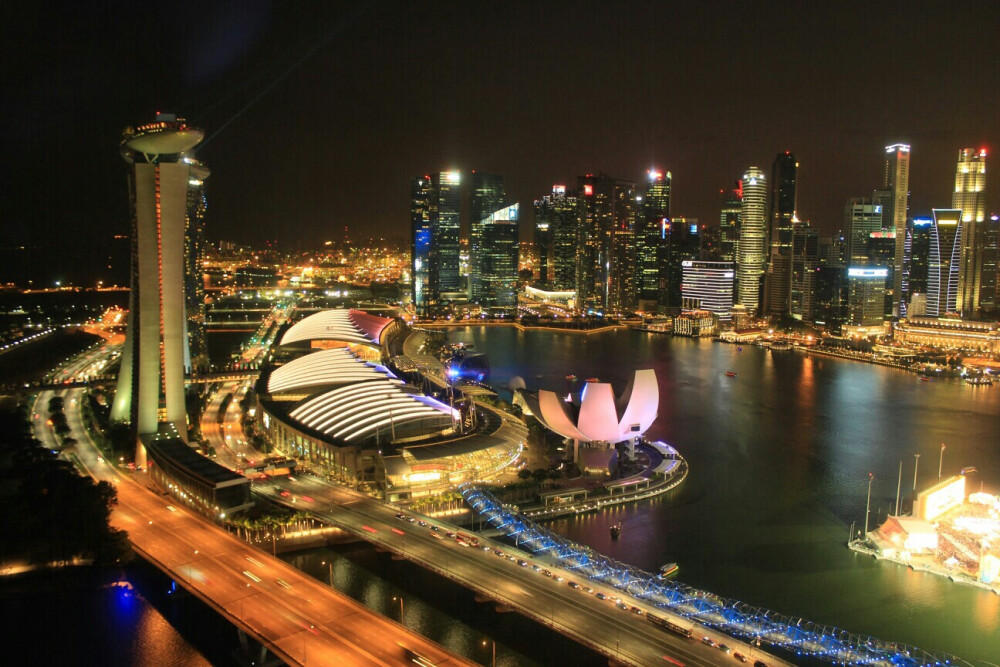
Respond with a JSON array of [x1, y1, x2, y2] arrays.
[[517, 468, 532, 480], [532, 468, 549, 483]]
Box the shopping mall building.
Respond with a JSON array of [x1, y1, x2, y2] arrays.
[[255, 308, 525, 501]]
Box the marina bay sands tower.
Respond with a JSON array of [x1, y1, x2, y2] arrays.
[[111, 113, 206, 466]]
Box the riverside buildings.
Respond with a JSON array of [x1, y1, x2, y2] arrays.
[[953, 148, 988, 317], [883, 144, 911, 316], [764, 152, 798, 315], [411, 171, 462, 315], [736, 167, 768, 312]]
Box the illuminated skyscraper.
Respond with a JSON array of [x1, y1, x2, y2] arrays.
[[927, 209, 963, 317], [112, 113, 204, 465], [681, 260, 734, 321], [718, 183, 742, 262], [534, 185, 578, 290], [764, 152, 798, 315], [664, 217, 701, 313], [736, 167, 767, 311], [184, 157, 210, 373], [953, 148, 987, 316], [790, 222, 818, 321], [469, 172, 505, 302], [883, 144, 911, 315], [637, 169, 670, 312], [607, 181, 640, 313], [844, 198, 883, 266], [478, 203, 519, 310], [902, 217, 933, 316], [410, 171, 461, 315]]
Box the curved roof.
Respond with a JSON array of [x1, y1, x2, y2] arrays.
[[267, 348, 394, 394], [289, 380, 454, 445], [279, 309, 393, 347]]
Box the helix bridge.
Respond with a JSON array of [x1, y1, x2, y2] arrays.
[[459, 484, 971, 667]]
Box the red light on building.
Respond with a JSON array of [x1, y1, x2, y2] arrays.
[[584, 184, 594, 196]]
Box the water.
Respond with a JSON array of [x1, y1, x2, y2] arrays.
[[450, 326, 1000, 664]]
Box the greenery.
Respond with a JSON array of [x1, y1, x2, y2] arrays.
[[0, 401, 131, 566]]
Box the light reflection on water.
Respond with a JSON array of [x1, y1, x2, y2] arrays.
[[457, 326, 1000, 663]]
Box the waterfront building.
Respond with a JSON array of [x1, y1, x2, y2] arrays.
[[953, 149, 988, 317], [718, 182, 742, 262], [607, 181, 640, 313], [478, 203, 520, 311], [534, 185, 578, 290], [790, 222, 818, 321], [814, 265, 847, 330], [513, 370, 659, 468], [663, 217, 701, 314], [902, 217, 932, 316], [411, 171, 462, 315], [979, 214, 999, 314], [764, 152, 798, 315], [112, 113, 204, 465], [575, 174, 617, 310], [674, 309, 717, 336], [927, 209, 964, 317], [637, 169, 671, 312], [736, 167, 767, 312], [681, 260, 734, 322], [894, 316, 1000, 354], [469, 172, 505, 303], [883, 144, 911, 315], [846, 267, 888, 330]]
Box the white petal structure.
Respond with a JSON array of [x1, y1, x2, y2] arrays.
[[280, 309, 393, 347], [521, 369, 658, 444]]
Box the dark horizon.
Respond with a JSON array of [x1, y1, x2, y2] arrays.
[[3, 1, 998, 286]]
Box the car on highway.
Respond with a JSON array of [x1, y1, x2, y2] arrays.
[[395, 513, 406, 520], [718, 644, 732, 654], [582, 586, 594, 594], [567, 581, 579, 589], [541, 569, 553, 577], [417, 520, 428, 527], [493, 549, 504, 556], [701, 637, 716, 647], [531, 564, 541, 572], [279, 490, 291, 497], [430, 525, 441, 532], [733, 653, 748, 663], [615, 601, 629, 611], [444, 531, 455, 538], [430, 532, 442, 540], [629, 605, 643, 615], [595, 592, 607, 600], [553, 575, 564, 582], [517, 559, 529, 567], [754, 661, 768, 667]]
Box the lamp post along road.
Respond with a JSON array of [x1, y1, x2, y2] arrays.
[[939, 443, 946, 481], [864, 473, 874, 537]]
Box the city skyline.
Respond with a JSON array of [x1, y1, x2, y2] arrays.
[[3, 3, 999, 287]]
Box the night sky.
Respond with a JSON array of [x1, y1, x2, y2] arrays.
[[3, 1, 998, 285]]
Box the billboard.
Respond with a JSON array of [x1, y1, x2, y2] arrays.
[[916, 475, 966, 521]]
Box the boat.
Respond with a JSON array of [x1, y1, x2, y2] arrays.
[[565, 374, 577, 381], [965, 375, 993, 386], [658, 563, 679, 578], [609, 522, 622, 539], [585, 377, 600, 383], [920, 376, 933, 382], [725, 371, 737, 377], [737, 346, 742, 351]]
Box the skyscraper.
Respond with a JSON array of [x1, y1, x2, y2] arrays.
[[469, 172, 505, 302], [478, 203, 520, 310], [790, 222, 818, 321], [718, 183, 742, 262], [844, 198, 883, 266], [681, 260, 735, 321], [927, 209, 963, 317], [112, 113, 204, 465], [736, 167, 767, 311], [534, 185, 578, 290], [410, 171, 461, 315], [764, 152, 798, 315], [184, 157, 210, 373], [637, 169, 671, 312], [883, 144, 911, 316], [607, 181, 640, 313], [663, 217, 701, 313], [953, 148, 987, 316], [903, 217, 933, 316]]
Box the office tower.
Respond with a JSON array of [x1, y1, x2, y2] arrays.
[[534, 185, 578, 290], [844, 198, 884, 265], [847, 267, 888, 327], [927, 209, 963, 317], [469, 172, 505, 302], [979, 214, 999, 313], [790, 222, 818, 321], [953, 148, 987, 316], [112, 113, 204, 465], [607, 182, 640, 313], [903, 217, 933, 316], [736, 167, 767, 311], [719, 183, 742, 262], [664, 217, 701, 313], [681, 260, 735, 321], [883, 144, 911, 315], [815, 265, 847, 330], [478, 203, 519, 310], [637, 169, 671, 312], [184, 157, 209, 373], [575, 173, 634, 311], [764, 152, 798, 315], [410, 171, 461, 315]]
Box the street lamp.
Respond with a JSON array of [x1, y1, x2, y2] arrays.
[[321, 560, 333, 587], [392, 595, 403, 623], [938, 443, 946, 481], [864, 473, 874, 538], [482, 638, 495, 667]]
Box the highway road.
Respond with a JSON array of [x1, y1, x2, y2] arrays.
[[260, 474, 792, 667], [38, 341, 473, 667]]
